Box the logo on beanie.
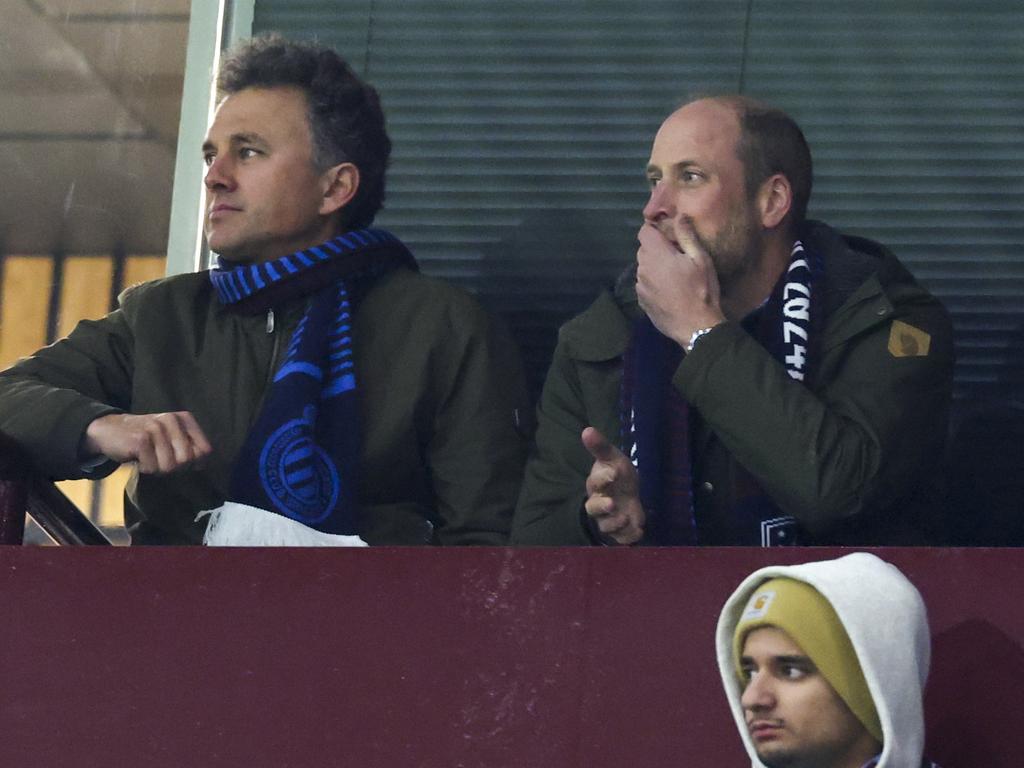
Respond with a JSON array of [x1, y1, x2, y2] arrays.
[[741, 590, 776, 622]]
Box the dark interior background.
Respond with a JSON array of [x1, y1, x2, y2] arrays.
[[255, 1, 1024, 542]]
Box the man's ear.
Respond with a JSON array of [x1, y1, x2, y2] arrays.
[[757, 173, 792, 230], [319, 162, 360, 216]]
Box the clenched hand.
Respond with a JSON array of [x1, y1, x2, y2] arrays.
[[83, 412, 213, 474]]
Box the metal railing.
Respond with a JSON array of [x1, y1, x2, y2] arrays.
[[0, 433, 111, 545]]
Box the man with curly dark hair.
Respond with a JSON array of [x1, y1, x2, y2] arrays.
[[0, 35, 529, 546], [214, 34, 390, 234]]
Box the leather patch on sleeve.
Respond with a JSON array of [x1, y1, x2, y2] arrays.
[[888, 320, 931, 358]]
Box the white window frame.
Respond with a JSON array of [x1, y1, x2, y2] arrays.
[[165, 0, 255, 275]]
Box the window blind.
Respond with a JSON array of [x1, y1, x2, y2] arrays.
[[253, 0, 1024, 404]]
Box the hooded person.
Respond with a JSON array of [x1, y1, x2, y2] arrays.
[[715, 553, 939, 768]]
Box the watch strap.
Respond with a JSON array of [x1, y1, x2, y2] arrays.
[[685, 326, 717, 353]]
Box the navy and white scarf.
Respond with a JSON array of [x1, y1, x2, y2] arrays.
[[621, 239, 823, 546], [200, 228, 416, 546]]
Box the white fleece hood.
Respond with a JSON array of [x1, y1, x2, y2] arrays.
[[715, 553, 931, 768]]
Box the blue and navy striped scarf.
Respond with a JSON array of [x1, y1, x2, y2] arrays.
[[620, 239, 823, 545], [209, 228, 416, 535]]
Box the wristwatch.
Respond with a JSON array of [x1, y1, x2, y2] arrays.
[[685, 326, 717, 353]]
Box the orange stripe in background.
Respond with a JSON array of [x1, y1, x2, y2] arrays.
[[58, 256, 115, 337], [0, 256, 54, 370], [123, 255, 167, 291]]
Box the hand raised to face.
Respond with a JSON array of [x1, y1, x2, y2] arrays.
[[635, 220, 726, 348]]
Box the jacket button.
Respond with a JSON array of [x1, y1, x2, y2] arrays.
[[876, 306, 887, 316], [702, 481, 714, 493]]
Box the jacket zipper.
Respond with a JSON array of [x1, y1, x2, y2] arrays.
[[264, 308, 280, 390], [243, 309, 282, 435]]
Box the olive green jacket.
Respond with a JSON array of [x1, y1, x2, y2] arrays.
[[0, 267, 530, 545], [512, 222, 954, 545]]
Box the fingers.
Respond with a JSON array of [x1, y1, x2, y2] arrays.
[[169, 411, 214, 466], [582, 427, 631, 496], [84, 412, 213, 475], [673, 217, 700, 257], [143, 412, 214, 474], [582, 427, 637, 496], [133, 422, 161, 474], [636, 222, 676, 255], [673, 218, 716, 272], [132, 415, 176, 474], [174, 411, 214, 462], [637, 219, 709, 268], [605, 513, 643, 544], [153, 413, 193, 472], [585, 494, 644, 545], [634, 218, 725, 347], [585, 459, 617, 496], [581, 425, 644, 544], [581, 426, 620, 463]]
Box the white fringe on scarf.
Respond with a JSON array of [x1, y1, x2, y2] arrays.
[[198, 502, 368, 547]]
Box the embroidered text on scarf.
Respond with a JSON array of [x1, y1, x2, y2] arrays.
[[620, 239, 823, 546], [201, 228, 417, 545]]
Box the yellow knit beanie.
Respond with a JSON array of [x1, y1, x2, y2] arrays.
[[733, 577, 883, 744]]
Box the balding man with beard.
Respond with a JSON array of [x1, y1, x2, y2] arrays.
[[512, 95, 953, 547]]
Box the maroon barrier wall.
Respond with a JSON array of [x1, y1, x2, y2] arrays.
[[0, 547, 1019, 767]]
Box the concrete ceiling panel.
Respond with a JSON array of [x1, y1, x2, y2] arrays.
[[1, 1, 97, 81], [1, 90, 148, 134], [34, 0, 190, 17], [0, 139, 176, 253], [119, 92, 185, 146], [61, 19, 189, 79], [1, 0, 191, 253], [58, 19, 189, 143]]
